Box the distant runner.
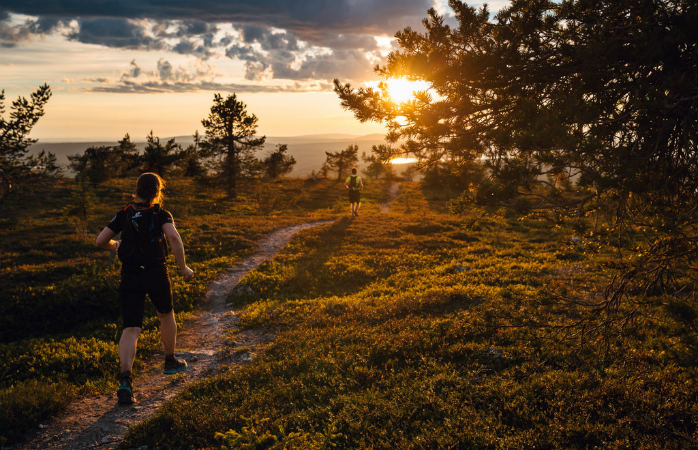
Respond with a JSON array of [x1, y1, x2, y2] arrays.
[[345, 167, 364, 217], [96, 172, 194, 405]]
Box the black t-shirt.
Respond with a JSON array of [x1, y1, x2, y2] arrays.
[[107, 203, 174, 265]]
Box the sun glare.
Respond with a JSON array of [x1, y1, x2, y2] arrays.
[[390, 157, 418, 165], [385, 78, 431, 104]]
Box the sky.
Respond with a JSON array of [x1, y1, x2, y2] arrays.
[[0, 0, 511, 141]]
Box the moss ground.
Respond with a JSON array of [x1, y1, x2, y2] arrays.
[[118, 182, 696, 450], [0, 176, 356, 446]]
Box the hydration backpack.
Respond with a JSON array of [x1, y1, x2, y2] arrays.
[[117, 204, 168, 265], [349, 175, 360, 191]]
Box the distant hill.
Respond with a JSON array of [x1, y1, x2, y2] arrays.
[[28, 134, 389, 177]]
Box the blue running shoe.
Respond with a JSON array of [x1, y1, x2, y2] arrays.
[[164, 355, 187, 374]]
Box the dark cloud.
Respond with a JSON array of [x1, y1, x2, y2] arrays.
[[156, 59, 174, 81], [90, 57, 333, 92], [225, 44, 259, 62], [125, 59, 141, 78], [172, 39, 212, 58], [177, 20, 216, 37], [88, 79, 333, 94], [68, 17, 164, 50], [27, 16, 62, 33], [1, 1, 431, 39]]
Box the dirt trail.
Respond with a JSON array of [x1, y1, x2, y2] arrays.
[[17, 220, 333, 450], [379, 182, 401, 214]]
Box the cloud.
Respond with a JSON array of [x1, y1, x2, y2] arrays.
[[126, 60, 141, 78], [271, 49, 376, 81], [89, 78, 333, 94], [1, 0, 444, 82], [67, 17, 164, 50], [0, 0, 433, 79], [1, 1, 431, 38], [90, 57, 332, 93]]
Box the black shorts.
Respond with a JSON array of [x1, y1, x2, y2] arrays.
[[119, 264, 173, 328], [348, 190, 360, 203]]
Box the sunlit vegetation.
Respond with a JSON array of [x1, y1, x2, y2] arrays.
[[121, 183, 696, 450], [0, 176, 364, 446], [335, 0, 697, 336]]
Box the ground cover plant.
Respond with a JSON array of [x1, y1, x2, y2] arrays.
[[0, 176, 359, 446], [121, 182, 696, 450]]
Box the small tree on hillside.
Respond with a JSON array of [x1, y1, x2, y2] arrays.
[[68, 145, 116, 184], [69, 133, 140, 183], [114, 133, 140, 176], [362, 144, 399, 180], [262, 144, 296, 179], [177, 131, 206, 177], [0, 84, 55, 204], [201, 93, 266, 197], [139, 131, 181, 176], [322, 144, 359, 181]]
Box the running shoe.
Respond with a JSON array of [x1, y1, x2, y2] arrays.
[[117, 372, 135, 405], [164, 355, 188, 374]]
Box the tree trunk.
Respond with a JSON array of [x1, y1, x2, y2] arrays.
[[226, 145, 237, 198]]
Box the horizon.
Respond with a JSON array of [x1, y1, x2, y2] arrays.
[[34, 131, 388, 144]]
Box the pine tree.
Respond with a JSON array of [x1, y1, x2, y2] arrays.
[[201, 93, 265, 197], [362, 144, 399, 180], [140, 131, 181, 176], [262, 144, 296, 179], [322, 144, 359, 181], [114, 133, 140, 176], [0, 84, 53, 204], [178, 131, 206, 177]]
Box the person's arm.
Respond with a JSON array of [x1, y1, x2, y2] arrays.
[[162, 223, 194, 281], [96, 227, 119, 251]]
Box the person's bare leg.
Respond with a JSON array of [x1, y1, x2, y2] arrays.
[[355, 201, 361, 215], [158, 309, 177, 356], [119, 327, 141, 373]]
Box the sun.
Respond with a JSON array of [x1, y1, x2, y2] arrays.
[[385, 78, 431, 103], [369, 78, 430, 104]]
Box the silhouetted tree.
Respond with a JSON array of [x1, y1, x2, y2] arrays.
[[140, 131, 181, 176], [177, 131, 206, 177], [0, 84, 55, 204], [68, 145, 115, 184], [114, 133, 140, 175], [362, 144, 399, 180], [322, 144, 359, 181], [69, 133, 141, 183], [201, 93, 266, 197], [262, 144, 296, 179], [27, 150, 61, 178]]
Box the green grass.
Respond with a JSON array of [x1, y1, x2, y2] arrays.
[[119, 183, 697, 450], [0, 176, 362, 446]]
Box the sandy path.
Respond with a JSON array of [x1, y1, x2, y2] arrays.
[[379, 182, 401, 214], [17, 220, 333, 450]]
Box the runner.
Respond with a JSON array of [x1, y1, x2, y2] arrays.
[[96, 172, 194, 405], [344, 167, 364, 217]]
